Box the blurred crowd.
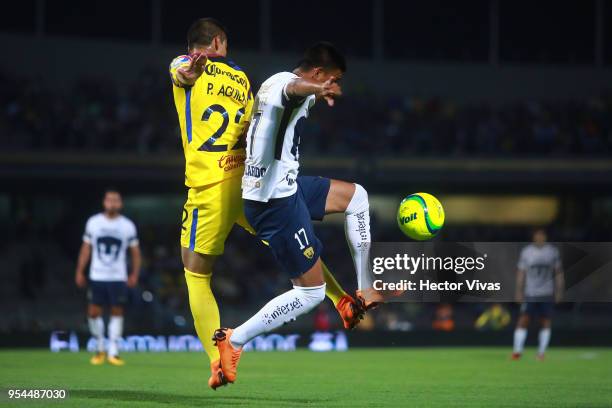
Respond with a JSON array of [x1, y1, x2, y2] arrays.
[[1, 71, 611, 156]]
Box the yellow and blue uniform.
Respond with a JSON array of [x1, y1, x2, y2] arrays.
[[170, 54, 255, 255]]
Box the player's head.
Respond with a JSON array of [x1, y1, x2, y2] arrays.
[[295, 42, 346, 84], [103, 188, 123, 217], [187, 18, 228, 56], [532, 227, 547, 246]]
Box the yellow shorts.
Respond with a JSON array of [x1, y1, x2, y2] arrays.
[[181, 175, 254, 255]]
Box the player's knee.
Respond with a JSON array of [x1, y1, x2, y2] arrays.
[[346, 183, 369, 214], [88, 305, 102, 318], [110, 306, 124, 316], [299, 283, 326, 306], [182, 248, 216, 275]]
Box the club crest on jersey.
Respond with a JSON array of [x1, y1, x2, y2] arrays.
[[303, 246, 315, 259]]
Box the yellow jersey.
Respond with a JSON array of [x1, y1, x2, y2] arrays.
[[170, 54, 253, 188]]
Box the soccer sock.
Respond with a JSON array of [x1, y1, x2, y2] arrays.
[[344, 184, 371, 290], [108, 316, 123, 357], [513, 328, 527, 354], [322, 261, 347, 306], [538, 328, 551, 355], [230, 284, 326, 348], [184, 269, 220, 362], [88, 316, 105, 353]]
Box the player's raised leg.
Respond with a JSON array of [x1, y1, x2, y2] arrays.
[[325, 179, 380, 309], [214, 258, 326, 383], [296, 176, 365, 327]]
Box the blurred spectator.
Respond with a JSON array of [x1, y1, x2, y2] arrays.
[[0, 71, 610, 157]]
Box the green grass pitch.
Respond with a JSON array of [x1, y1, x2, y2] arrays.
[[1, 348, 611, 407]]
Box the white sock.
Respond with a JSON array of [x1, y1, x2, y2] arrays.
[[344, 184, 371, 290], [538, 328, 551, 355], [231, 284, 326, 348], [88, 317, 105, 352], [513, 328, 527, 353], [108, 316, 124, 357]]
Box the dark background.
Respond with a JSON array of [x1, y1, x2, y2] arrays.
[[0, 0, 611, 343]]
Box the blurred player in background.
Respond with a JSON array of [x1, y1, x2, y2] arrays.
[[170, 20, 363, 389], [75, 189, 141, 366], [213, 42, 374, 384], [512, 228, 564, 360]]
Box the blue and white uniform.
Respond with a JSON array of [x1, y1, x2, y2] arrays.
[[242, 72, 330, 277], [518, 243, 561, 317], [83, 213, 138, 305]]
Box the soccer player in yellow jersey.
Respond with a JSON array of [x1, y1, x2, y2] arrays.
[[170, 18, 364, 390]]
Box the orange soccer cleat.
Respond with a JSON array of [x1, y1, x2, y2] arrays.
[[511, 352, 522, 361], [208, 359, 228, 390], [335, 294, 364, 330], [212, 328, 242, 383]]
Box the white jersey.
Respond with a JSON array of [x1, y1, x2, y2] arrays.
[[517, 243, 561, 298], [242, 72, 316, 202], [83, 213, 139, 282]]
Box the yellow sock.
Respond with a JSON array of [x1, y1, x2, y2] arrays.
[[321, 261, 348, 306], [184, 269, 220, 362]]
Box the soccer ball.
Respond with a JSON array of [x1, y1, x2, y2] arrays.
[[397, 193, 445, 240]]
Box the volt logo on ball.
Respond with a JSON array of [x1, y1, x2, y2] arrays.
[[399, 212, 417, 224]]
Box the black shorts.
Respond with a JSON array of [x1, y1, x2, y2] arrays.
[[244, 176, 331, 278], [520, 301, 554, 319], [88, 281, 128, 306]]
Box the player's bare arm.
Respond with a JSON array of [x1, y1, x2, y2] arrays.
[[285, 76, 342, 106], [554, 266, 564, 303], [75, 241, 92, 288], [175, 53, 208, 86], [127, 245, 142, 288], [515, 268, 525, 303]]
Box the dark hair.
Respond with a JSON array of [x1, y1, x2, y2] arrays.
[[104, 187, 121, 197], [187, 18, 227, 50], [296, 41, 347, 72]]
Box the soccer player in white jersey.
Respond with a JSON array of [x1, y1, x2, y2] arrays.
[[212, 42, 374, 383], [512, 228, 564, 361], [75, 189, 141, 366]]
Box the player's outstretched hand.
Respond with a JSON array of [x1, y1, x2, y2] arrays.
[[320, 76, 342, 107], [177, 52, 207, 84]]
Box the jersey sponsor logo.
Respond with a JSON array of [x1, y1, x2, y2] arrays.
[[96, 236, 122, 266], [217, 154, 245, 172], [262, 297, 304, 325], [303, 246, 315, 259], [245, 165, 266, 178], [204, 63, 248, 89]]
